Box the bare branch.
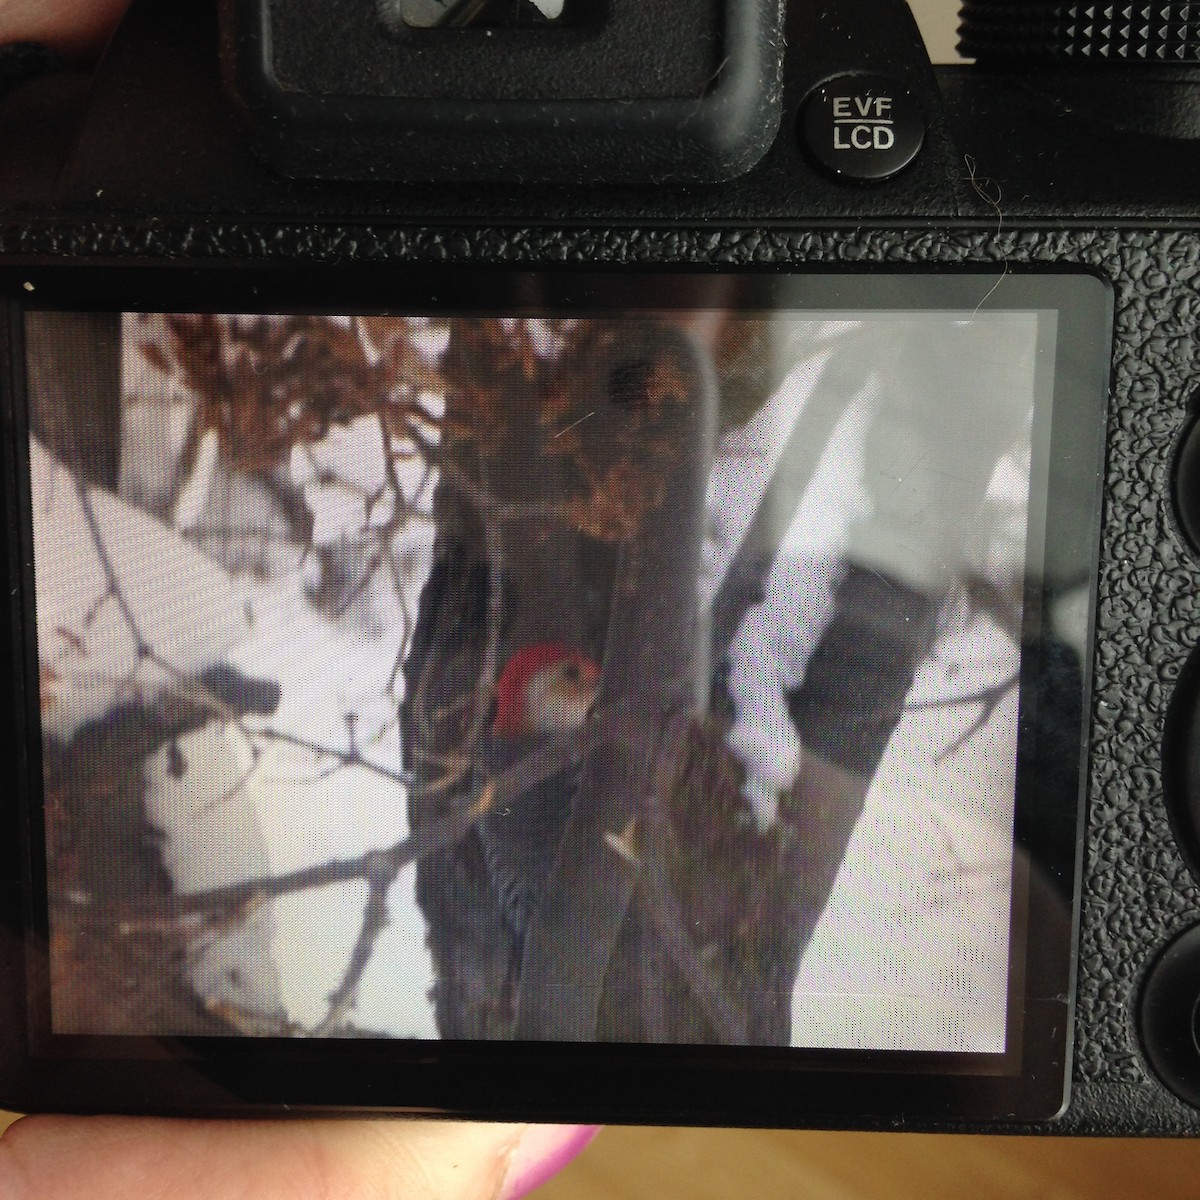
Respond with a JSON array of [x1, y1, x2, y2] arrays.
[[127, 709, 620, 933], [905, 672, 1020, 760], [250, 725, 411, 789], [68, 469, 157, 670], [314, 869, 393, 1035], [401, 420, 568, 525]]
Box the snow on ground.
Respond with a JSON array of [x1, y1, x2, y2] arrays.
[[31, 437, 257, 742], [707, 315, 1029, 1052], [792, 626, 1016, 1053], [225, 568, 438, 1037], [217, 414, 440, 1038]]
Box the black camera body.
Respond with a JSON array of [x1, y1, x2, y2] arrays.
[[3, 0, 1200, 1137]]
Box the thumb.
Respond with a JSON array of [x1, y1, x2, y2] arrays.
[[0, 0, 132, 61], [0, 1115, 599, 1200]]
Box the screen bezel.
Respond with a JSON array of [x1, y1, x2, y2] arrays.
[[0, 263, 1112, 1125]]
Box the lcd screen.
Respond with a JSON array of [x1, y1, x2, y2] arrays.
[[23, 300, 1047, 1053], [7, 269, 1105, 1126]]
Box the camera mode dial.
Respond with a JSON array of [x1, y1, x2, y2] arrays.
[[959, 0, 1200, 62]]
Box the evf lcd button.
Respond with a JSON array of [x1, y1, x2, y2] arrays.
[[800, 73, 925, 182]]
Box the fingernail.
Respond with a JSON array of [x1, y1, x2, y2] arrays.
[[498, 1124, 601, 1200]]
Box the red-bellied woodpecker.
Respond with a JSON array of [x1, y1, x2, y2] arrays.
[[477, 642, 602, 946], [492, 642, 601, 737]]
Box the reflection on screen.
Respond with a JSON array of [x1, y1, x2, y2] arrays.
[[30, 308, 1041, 1050]]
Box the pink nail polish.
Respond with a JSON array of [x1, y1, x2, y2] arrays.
[[498, 1124, 602, 1200]]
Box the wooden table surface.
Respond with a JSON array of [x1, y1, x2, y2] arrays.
[[6, 1111, 1200, 1196], [540, 1126, 1200, 1200]]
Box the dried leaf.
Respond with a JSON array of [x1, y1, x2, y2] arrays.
[[566, 460, 665, 541]]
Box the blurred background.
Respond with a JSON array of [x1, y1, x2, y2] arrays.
[[912, 0, 961, 61]]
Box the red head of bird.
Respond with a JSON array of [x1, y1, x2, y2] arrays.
[[492, 642, 601, 736]]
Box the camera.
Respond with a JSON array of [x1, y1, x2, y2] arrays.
[[1, 0, 1200, 1136]]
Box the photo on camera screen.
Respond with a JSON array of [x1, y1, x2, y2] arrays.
[[25, 300, 1050, 1053]]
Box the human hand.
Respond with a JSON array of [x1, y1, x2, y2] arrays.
[[0, 1116, 600, 1200], [0, 0, 131, 61]]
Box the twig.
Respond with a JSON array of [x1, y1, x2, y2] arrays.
[[313, 867, 393, 1035], [135, 707, 622, 926], [251, 725, 412, 789], [68, 470, 158, 672], [905, 672, 1020, 761], [401, 420, 568, 524]]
